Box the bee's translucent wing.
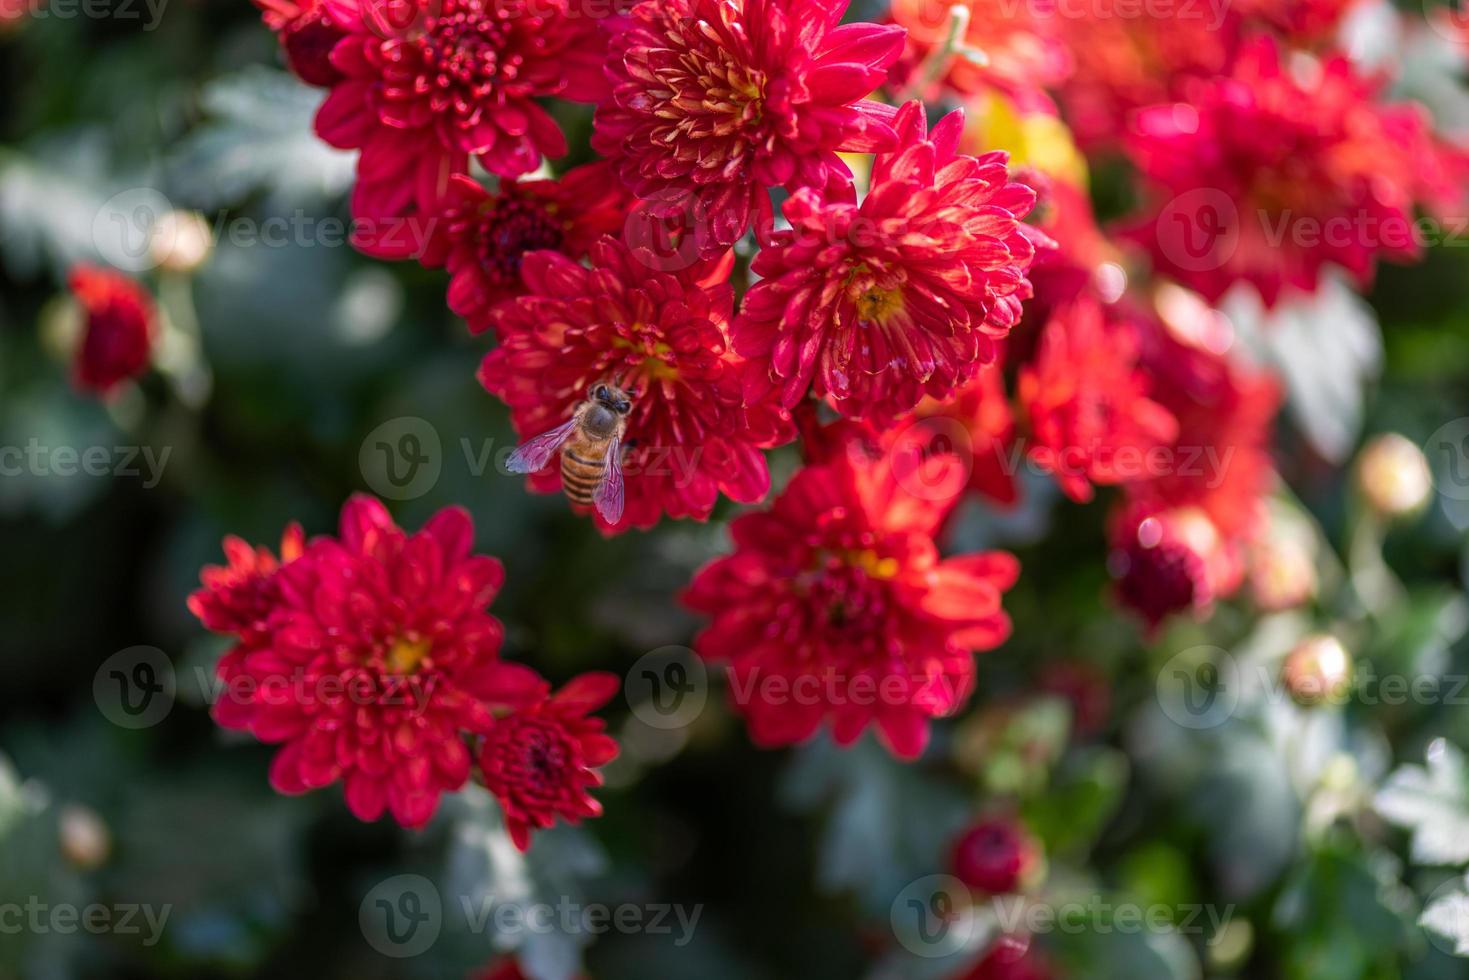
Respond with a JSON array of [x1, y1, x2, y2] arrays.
[[593, 434, 625, 524], [506, 419, 577, 474]]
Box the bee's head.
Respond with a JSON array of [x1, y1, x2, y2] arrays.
[[592, 383, 632, 416]]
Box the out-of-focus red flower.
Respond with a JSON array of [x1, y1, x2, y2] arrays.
[[1121, 37, 1461, 306], [592, 0, 904, 256], [471, 960, 589, 980], [1129, 294, 1279, 544], [479, 237, 782, 532], [0, 0, 34, 30], [357, 163, 632, 334], [477, 673, 620, 852], [1233, 0, 1360, 46], [1109, 504, 1218, 630], [188, 524, 305, 643], [192, 496, 549, 828], [1022, 176, 1113, 294], [254, 0, 345, 85], [953, 934, 1054, 980], [1100, 292, 1278, 628], [888, 0, 1071, 110], [1057, 5, 1234, 151], [900, 366, 1021, 510], [735, 101, 1047, 422], [1038, 659, 1111, 738], [67, 265, 156, 396], [1018, 298, 1178, 503], [950, 816, 1041, 895], [314, 0, 614, 222], [683, 436, 1018, 758], [471, 960, 528, 980], [949, 96, 1108, 319]]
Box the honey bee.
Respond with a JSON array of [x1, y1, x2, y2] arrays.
[[506, 382, 631, 523]]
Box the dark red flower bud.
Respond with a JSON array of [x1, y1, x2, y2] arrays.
[[950, 817, 1041, 895]]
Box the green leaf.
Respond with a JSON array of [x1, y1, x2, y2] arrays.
[[164, 67, 354, 211], [780, 735, 973, 915], [1022, 746, 1128, 858], [1049, 919, 1201, 980], [443, 787, 607, 980]]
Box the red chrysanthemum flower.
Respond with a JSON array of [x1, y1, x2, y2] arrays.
[[896, 365, 1021, 510], [1106, 294, 1281, 628], [473, 960, 528, 980], [255, 0, 345, 86], [1109, 504, 1220, 630], [1056, 5, 1234, 151], [954, 934, 1054, 980], [479, 237, 782, 531], [0, 0, 30, 31], [473, 958, 588, 980], [1017, 298, 1178, 503], [1121, 37, 1460, 306], [950, 816, 1041, 895], [887, 0, 1071, 110], [1015, 176, 1118, 319], [193, 495, 549, 828], [187, 523, 305, 643], [477, 673, 620, 851], [591, 0, 905, 255], [314, 0, 614, 222], [682, 438, 1018, 758], [1038, 659, 1111, 738], [67, 265, 156, 396], [1128, 292, 1280, 543], [357, 163, 633, 334], [1233, 0, 1360, 46], [734, 101, 1046, 422]]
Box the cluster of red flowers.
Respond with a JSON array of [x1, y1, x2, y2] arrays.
[[212, 0, 1468, 868], [190, 496, 618, 849]]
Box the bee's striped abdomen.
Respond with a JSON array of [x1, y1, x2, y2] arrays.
[[561, 438, 607, 506]]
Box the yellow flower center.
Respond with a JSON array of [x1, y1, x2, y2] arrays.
[[818, 548, 899, 580], [386, 635, 432, 674], [611, 334, 680, 382], [851, 549, 899, 579], [855, 286, 904, 326]]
